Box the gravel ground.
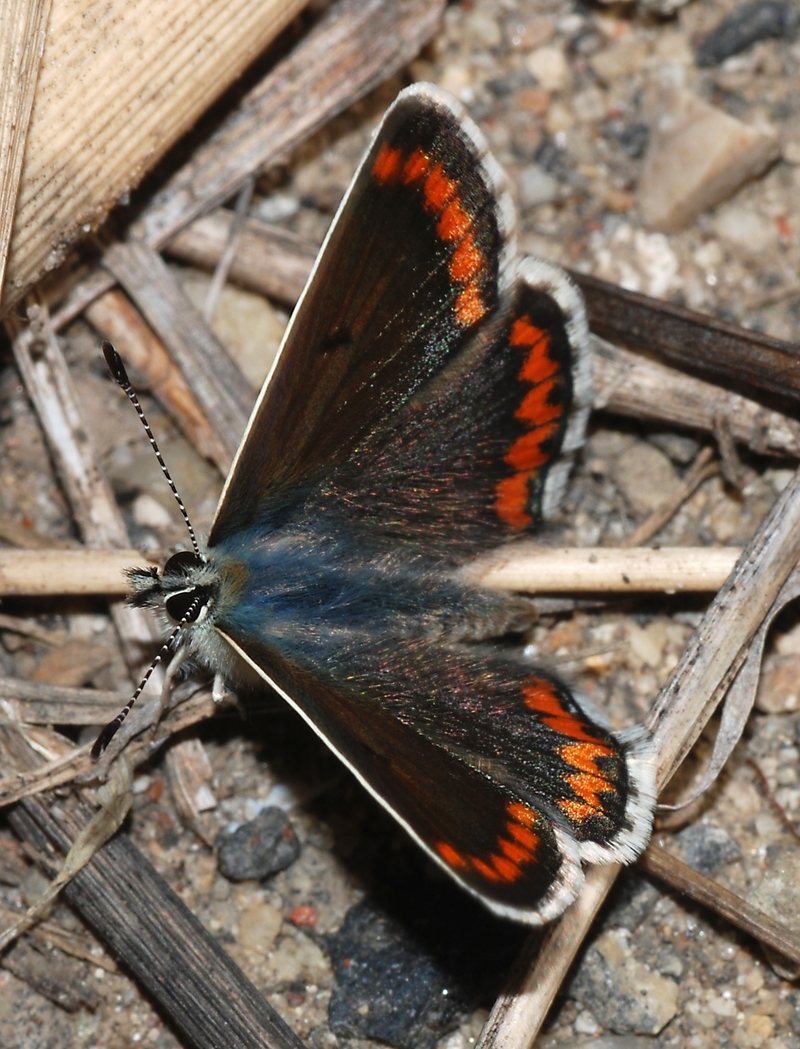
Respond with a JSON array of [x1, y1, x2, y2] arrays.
[[3, 1, 800, 1048]]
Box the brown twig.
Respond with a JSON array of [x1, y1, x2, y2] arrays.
[[574, 270, 800, 414], [639, 841, 800, 966], [0, 688, 217, 808], [85, 289, 230, 473], [0, 678, 127, 727], [0, 615, 66, 647], [166, 209, 317, 305], [1, 731, 305, 1049], [103, 242, 253, 461], [594, 336, 800, 460], [203, 177, 255, 324]]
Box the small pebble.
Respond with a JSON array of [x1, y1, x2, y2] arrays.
[[571, 1038, 663, 1049], [253, 193, 300, 223], [649, 432, 700, 465], [638, 87, 780, 233], [677, 823, 741, 873], [132, 492, 173, 530], [614, 442, 680, 517], [627, 621, 668, 670], [526, 46, 569, 91], [327, 901, 467, 1049], [713, 202, 777, 253], [217, 807, 301, 882], [747, 845, 800, 978], [503, 13, 555, 52], [569, 928, 678, 1035], [518, 164, 560, 208], [238, 901, 283, 951], [289, 905, 319, 927], [756, 655, 800, 713], [695, 0, 796, 67], [590, 37, 649, 83]]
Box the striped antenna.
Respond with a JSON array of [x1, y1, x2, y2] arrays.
[[91, 591, 203, 759], [102, 342, 200, 558]]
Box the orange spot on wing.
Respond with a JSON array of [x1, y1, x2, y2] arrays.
[[557, 743, 615, 823], [472, 857, 502, 882], [558, 798, 599, 821], [438, 198, 471, 242], [499, 838, 531, 865], [449, 234, 483, 283], [455, 282, 486, 327], [424, 163, 457, 211], [432, 802, 540, 890], [522, 681, 610, 746], [507, 823, 538, 850], [510, 317, 547, 348], [436, 841, 468, 870], [561, 742, 614, 773], [491, 855, 523, 882], [494, 311, 567, 532], [372, 142, 402, 183], [519, 344, 560, 386], [495, 473, 533, 529], [505, 426, 557, 472], [507, 802, 537, 827], [515, 382, 562, 427], [403, 147, 431, 185]]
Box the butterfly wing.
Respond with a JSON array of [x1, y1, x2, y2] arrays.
[[319, 257, 592, 561], [209, 83, 516, 544], [213, 607, 653, 924]]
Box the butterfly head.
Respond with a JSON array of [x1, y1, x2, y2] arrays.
[[128, 550, 217, 627]]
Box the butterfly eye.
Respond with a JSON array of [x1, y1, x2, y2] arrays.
[[165, 588, 209, 623], [164, 550, 204, 576]]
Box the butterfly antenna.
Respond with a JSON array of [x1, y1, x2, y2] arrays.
[[102, 342, 201, 559], [91, 588, 203, 759]]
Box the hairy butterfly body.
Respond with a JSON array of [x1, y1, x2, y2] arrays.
[[125, 83, 656, 924]]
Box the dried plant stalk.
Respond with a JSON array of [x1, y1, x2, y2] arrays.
[[475, 544, 739, 594], [85, 289, 230, 473], [2, 0, 306, 316], [0, 0, 51, 302], [0, 545, 748, 597], [640, 843, 800, 967], [0, 549, 143, 596], [166, 210, 317, 305], [594, 336, 800, 458], [10, 307, 159, 687], [136, 0, 447, 246]]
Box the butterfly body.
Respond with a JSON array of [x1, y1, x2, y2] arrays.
[[125, 83, 656, 924]]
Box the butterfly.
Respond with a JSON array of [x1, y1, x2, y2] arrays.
[[105, 83, 655, 924]]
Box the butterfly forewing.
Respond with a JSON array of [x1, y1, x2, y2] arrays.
[[210, 84, 516, 545]]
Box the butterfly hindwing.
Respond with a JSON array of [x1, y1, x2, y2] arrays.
[[214, 598, 653, 922], [210, 83, 516, 544], [320, 257, 592, 561]]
